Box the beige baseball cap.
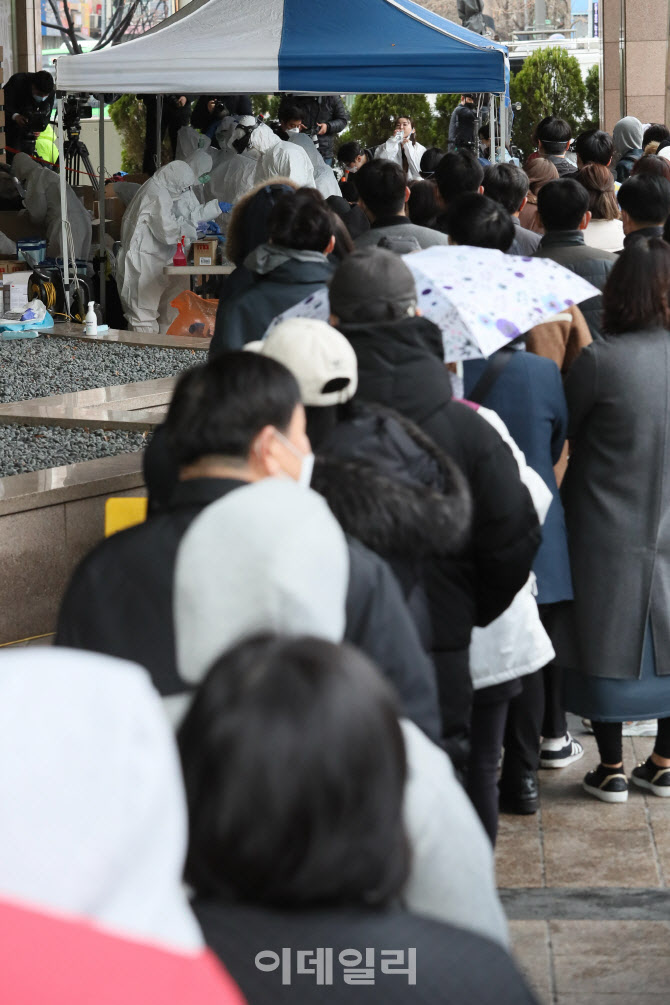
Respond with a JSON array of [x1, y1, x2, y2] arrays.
[[245, 318, 358, 407]]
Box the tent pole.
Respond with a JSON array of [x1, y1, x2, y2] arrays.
[[499, 100, 507, 164], [489, 93, 495, 161], [155, 95, 163, 173], [56, 96, 71, 316], [98, 95, 106, 316]]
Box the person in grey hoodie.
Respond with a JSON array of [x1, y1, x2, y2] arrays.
[[613, 116, 644, 182], [210, 188, 335, 355], [174, 478, 511, 949]]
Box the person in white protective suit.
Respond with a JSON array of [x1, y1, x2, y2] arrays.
[[117, 161, 198, 333], [174, 149, 222, 232], [255, 138, 315, 189], [376, 114, 427, 181], [208, 118, 317, 207], [175, 124, 211, 164], [12, 152, 92, 261], [288, 130, 341, 199]]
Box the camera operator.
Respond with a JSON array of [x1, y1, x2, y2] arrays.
[[191, 94, 253, 143], [4, 70, 54, 164], [284, 94, 349, 166]]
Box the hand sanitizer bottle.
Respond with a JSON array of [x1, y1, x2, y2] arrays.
[[85, 301, 98, 337]]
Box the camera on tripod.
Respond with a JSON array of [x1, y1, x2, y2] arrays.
[[63, 95, 93, 135]]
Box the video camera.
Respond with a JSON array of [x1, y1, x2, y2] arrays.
[[63, 95, 93, 134], [211, 99, 230, 121], [21, 107, 51, 135]]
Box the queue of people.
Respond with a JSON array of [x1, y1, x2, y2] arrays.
[[11, 99, 670, 1001]]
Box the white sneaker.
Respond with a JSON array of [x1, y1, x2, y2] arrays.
[[622, 721, 658, 737], [540, 732, 585, 769]]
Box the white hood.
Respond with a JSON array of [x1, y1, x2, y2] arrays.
[[174, 478, 349, 686], [256, 141, 315, 188], [0, 648, 203, 953], [185, 149, 213, 179]]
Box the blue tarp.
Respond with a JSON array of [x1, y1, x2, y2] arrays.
[[278, 0, 508, 94]]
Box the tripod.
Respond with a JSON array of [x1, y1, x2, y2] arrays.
[[63, 122, 99, 191]]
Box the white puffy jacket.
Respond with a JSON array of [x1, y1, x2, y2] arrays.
[[468, 406, 555, 691]]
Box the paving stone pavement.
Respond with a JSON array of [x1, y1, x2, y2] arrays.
[[497, 721, 670, 1003]]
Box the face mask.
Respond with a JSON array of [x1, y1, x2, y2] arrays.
[[198, 173, 211, 184], [287, 127, 301, 135], [34, 94, 48, 103], [273, 429, 314, 489], [348, 165, 358, 174]]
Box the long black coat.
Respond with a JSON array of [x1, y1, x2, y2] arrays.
[[55, 477, 442, 742], [311, 401, 472, 766], [339, 316, 540, 768], [339, 315, 541, 638]]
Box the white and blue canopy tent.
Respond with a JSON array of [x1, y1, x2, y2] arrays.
[[54, 0, 510, 312]]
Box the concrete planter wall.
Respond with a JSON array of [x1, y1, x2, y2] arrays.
[[0, 453, 145, 644]]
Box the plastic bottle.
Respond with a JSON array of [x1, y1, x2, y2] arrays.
[[173, 236, 187, 267], [85, 301, 97, 337]]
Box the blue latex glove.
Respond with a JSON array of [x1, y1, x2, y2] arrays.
[[218, 201, 233, 213]]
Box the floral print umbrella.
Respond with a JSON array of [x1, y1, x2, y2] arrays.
[[402, 245, 599, 361]]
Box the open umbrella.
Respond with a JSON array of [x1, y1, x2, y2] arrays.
[[402, 245, 600, 361]]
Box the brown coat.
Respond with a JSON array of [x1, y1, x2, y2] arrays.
[[525, 305, 592, 484]]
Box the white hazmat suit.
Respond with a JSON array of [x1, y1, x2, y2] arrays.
[[117, 161, 197, 333], [289, 132, 341, 198], [208, 120, 317, 206], [174, 150, 221, 231], [255, 139, 315, 189], [12, 152, 92, 261]]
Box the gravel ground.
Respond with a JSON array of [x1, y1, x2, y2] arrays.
[[0, 336, 206, 404], [0, 336, 207, 478], [0, 424, 150, 477]]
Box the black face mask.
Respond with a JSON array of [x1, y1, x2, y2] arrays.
[[232, 126, 255, 154]]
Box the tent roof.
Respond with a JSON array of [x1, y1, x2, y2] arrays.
[[55, 0, 508, 95]]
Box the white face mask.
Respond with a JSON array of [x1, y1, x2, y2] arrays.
[[34, 94, 48, 103], [273, 429, 314, 489], [287, 127, 301, 134], [347, 165, 358, 174]]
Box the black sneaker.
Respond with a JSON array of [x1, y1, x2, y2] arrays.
[[582, 764, 629, 803], [540, 732, 585, 769], [631, 758, 670, 798]]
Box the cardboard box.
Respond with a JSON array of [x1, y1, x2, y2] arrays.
[[8, 272, 31, 311], [73, 185, 96, 212], [192, 238, 218, 268], [0, 258, 30, 275]]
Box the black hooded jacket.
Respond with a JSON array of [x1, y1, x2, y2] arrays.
[[310, 400, 475, 770], [312, 402, 471, 644], [338, 315, 541, 643]]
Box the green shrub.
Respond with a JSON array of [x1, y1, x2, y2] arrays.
[[432, 93, 461, 149], [510, 47, 586, 158], [584, 64, 600, 131], [252, 95, 281, 120], [108, 95, 146, 173]]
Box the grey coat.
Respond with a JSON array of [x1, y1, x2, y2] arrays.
[[553, 330, 670, 679]]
